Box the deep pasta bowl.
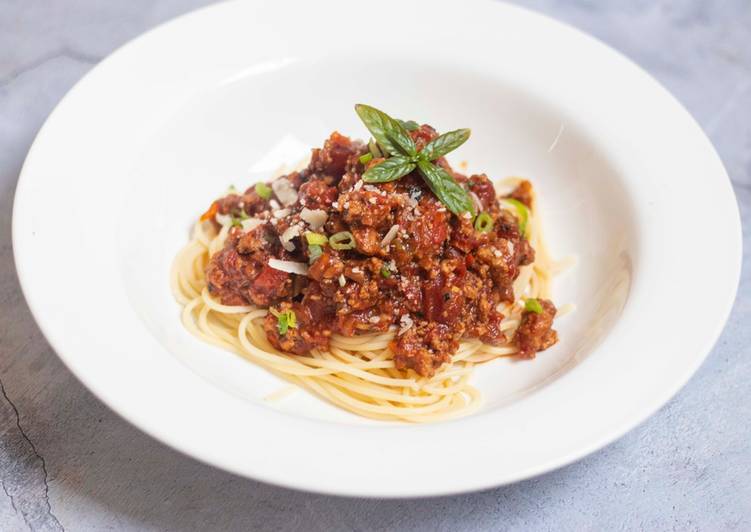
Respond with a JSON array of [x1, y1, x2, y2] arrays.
[[13, 0, 741, 496]]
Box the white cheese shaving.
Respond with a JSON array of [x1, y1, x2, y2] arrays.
[[241, 218, 264, 231], [280, 224, 301, 251], [268, 258, 308, 276], [369, 316, 381, 324], [300, 208, 327, 229], [354, 180, 364, 191], [398, 314, 414, 336], [215, 213, 232, 227], [273, 208, 291, 219], [269, 199, 281, 210], [271, 177, 298, 206], [469, 191, 483, 213], [338, 274, 346, 287], [380, 224, 400, 247]]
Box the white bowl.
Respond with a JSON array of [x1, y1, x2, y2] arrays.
[[13, 0, 741, 496]]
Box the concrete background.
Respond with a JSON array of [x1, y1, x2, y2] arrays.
[[1, 1, 749, 530]]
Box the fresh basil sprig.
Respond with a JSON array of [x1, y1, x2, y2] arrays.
[[354, 104, 474, 216], [355, 104, 416, 158], [360, 155, 416, 183], [416, 160, 475, 215], [421, 128, 471, 161]]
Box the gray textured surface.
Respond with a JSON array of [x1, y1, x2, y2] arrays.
[[1, 0, 749, 530]]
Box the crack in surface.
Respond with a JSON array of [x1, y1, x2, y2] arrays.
[[0, 47, 101, 89], [1, 479, 19, 514], [0, 378, 64, 531]]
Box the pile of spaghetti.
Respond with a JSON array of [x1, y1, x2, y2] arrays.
[[171, 104, 568, 422]]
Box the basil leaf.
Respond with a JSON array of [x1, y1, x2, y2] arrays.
[[362, 156, 416, 183], [421, 128, 471, 161], [355, 104, 416, 157], [397, 119, 420, 131], [416, 160, 475, 216]]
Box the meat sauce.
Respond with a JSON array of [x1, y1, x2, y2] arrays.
[[204, 127, 557, 376]]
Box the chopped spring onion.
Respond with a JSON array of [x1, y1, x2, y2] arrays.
[[359, 152, 373, 165], [368, 139, 383, 158], [524, 298, 543, 314], [329, 231, 355, 250], [227, 184, 238, 193], [502, 198, 530, 236], [474, 212, 494, 233], [308, 244, 323, 263], [271, 309, 297, 335], [255, 182, 272, 200], [380, 266, 391, 278], [305, 231, 328, 246]]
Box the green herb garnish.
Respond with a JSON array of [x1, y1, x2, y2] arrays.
[[329, 231, 355, 250], [474, 212, 494, 233], [359, 152, 373, 165], [397, 119, 420, 131], [305, 231, 328, 246], [368, 139, 383, 158], [354, 104, 474, 216], [308, 244, 323, 263], [255, 182, 272, 200], [272, 308, 297, 335], [501, 198, 530, 237], [360, 155, 415, 183], [524, 298, 543, 314], [380, 266, 391, 278]]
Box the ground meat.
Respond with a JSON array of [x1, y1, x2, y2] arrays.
[[514, 299, 558, 358], [505, 180, 534, 208], [309, 131, 362, 178], [263, 302, 330, 355], [391, 321, 455, 377], [202, 127, 554, 377]]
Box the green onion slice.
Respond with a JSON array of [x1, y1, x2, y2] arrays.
[[524, 298, 543, 314], [474, 212, 494, 233], [308, 244, 323, 263], [501, 198, 530, 236], [255, 182, 272, 200], [305, 231, 328, 246], [380, 266, 391, 278], [271, 308, 297, 335], [329, 231, 355, 250], [359, 152, 373, 165]]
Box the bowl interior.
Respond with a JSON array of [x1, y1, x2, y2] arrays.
[[117, 55, 637, 423]]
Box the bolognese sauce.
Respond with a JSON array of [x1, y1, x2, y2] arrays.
[[202, 126, 558, 377]]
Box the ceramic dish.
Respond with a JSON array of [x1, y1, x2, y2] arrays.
[[13, 0, 741, 496]]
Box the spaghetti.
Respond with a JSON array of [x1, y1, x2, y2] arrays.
[[171, 177, 565, 422]]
